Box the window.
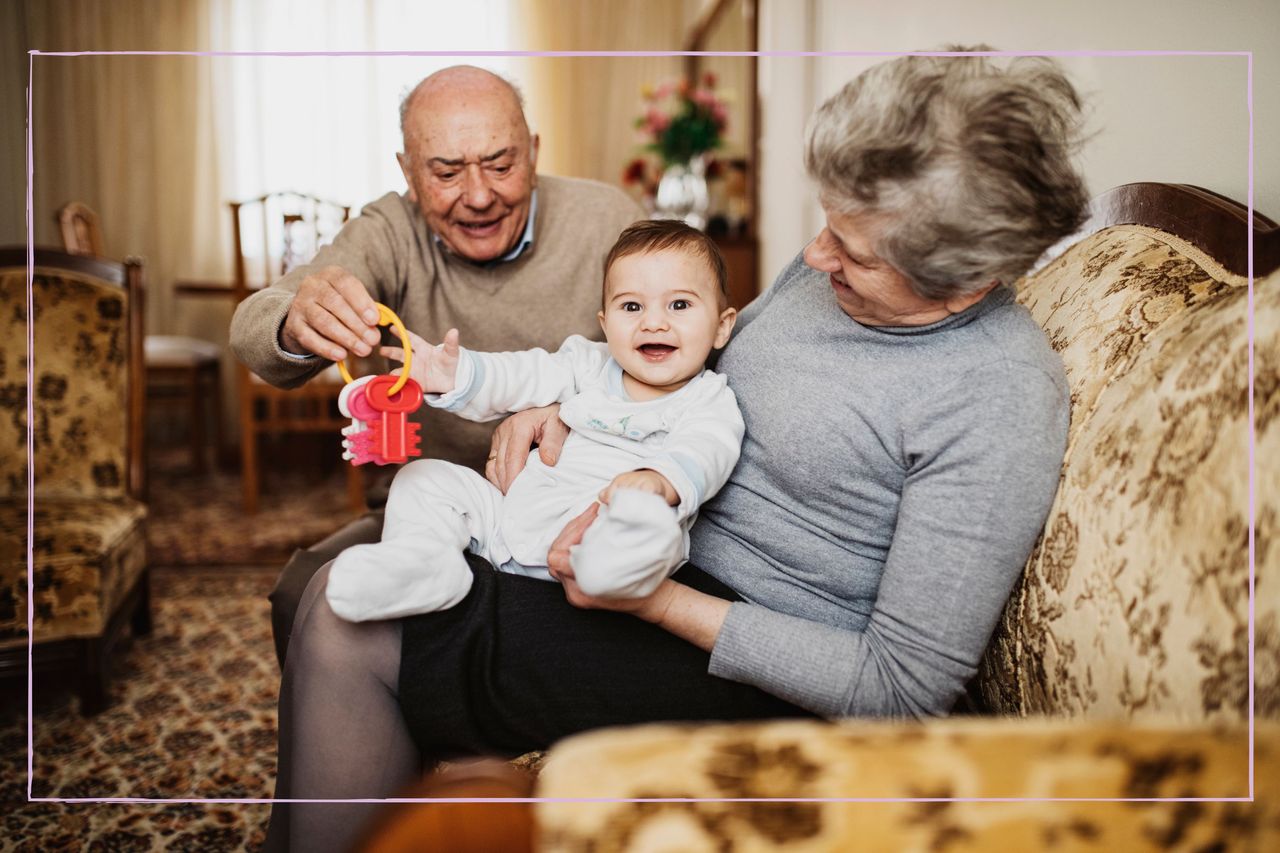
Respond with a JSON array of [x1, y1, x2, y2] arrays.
[[213, 0, 514, 212]]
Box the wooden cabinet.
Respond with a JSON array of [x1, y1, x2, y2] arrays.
[[713, 234, 759, 310]]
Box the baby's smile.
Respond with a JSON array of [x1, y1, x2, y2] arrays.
[[637, 343, 677, 360]]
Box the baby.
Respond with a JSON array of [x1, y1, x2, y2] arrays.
[[326, 220, 742, 621]]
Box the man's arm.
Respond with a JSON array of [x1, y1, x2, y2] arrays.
[[229, 193, 406, 388]]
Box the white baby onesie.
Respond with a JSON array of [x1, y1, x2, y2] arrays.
[[326, 336, 744, 621]]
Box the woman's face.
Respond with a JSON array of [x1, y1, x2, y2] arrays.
[[803, 205, 955, 327]]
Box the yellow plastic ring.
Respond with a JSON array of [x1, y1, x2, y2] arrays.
[[339, 303, 412, 396]]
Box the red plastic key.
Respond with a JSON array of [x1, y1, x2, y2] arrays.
[[365, 374, 423, 464]]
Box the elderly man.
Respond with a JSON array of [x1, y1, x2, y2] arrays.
[[230, 66, 643, 664]]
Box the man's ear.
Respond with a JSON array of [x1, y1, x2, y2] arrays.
[[713, 306, 738, 349], [528, 133, 540, 171], [396, 152, 417, 203]]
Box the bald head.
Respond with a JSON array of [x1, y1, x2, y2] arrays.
[[400, 66, 529, 147], [395, 65, 540, 262]]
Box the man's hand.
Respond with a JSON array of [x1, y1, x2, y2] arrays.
[[546, 503, 677, 619], [280, 266, 382, 362], [599, 469, 678, 506], [380, 328, 461, 395], [485, 404, 569, 494]]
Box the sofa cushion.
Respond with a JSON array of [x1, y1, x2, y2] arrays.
[[977, 226, 1276, 722], [537, 718, 1273, 851], [0, 497, 147, 643]]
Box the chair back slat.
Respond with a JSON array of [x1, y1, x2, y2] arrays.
[[228, 191, 350, 301]]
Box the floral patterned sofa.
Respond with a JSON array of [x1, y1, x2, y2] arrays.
[[360, 184, 1279, 851], [0, 248, 150, 714]]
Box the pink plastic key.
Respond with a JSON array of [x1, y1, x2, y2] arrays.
[[345, 429, 382, 465], [339, 375, 384, 465], [365, 374, 423, 464]]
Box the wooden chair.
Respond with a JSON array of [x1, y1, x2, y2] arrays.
[[229, 191, 364, 514], [0, 247, 150, 714], [56, 202, 225, 474]]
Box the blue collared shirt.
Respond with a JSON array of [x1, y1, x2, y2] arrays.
[[496, 189, 537, 264]]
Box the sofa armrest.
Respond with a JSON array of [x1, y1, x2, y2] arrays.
[[536, 718, 1274, 851]]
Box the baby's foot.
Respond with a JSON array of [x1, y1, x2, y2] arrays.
[[326, 537, 473, 621]]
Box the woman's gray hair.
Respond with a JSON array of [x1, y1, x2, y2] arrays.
[[804, 47, 1089, 299]]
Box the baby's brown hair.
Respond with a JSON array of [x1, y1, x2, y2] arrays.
[[603, 220, 729, 310]]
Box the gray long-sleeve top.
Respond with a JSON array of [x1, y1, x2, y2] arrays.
[[691, 254, 1069, 719]]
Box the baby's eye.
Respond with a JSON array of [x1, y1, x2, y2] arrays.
[[670, 299, 692, 310], [621, 301, 642, 312]]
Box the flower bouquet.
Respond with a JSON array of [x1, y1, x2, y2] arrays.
[[623, 73, 730, 228]]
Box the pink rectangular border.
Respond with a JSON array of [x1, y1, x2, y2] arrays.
[[24, 47, 1257, 806]]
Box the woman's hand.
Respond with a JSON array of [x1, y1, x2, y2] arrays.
[[486, 404, 570, 493], [546, 504, 678, 619], [380, 328, 460, 395]]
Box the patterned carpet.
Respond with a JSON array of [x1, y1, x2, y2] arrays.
[[2, 568, 277, 850], [2, 447, 367, 850]]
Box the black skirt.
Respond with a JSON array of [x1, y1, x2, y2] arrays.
[[397, 554, 812, 760]]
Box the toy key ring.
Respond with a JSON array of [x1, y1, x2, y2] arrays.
[[338, 302, 413, 395]]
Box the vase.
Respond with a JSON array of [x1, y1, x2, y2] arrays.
[[653, 155, 710, 230]]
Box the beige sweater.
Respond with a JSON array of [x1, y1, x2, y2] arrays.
[[230, 174, 644, 469]]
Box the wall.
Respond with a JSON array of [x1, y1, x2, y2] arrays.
[[757, 0, 1278, 292]]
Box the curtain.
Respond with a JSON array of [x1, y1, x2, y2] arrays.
[[207, 0, 515, 215], [511, 0, 691, 188], [23, 0, 214, 339], [1, 2, 30, 247]]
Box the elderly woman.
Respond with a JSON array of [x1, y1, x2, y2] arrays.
[[266, 51, 1088, 851]]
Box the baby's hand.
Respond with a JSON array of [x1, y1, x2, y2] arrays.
[[380, 328, 461, 395], [600, 469, 678, 506]]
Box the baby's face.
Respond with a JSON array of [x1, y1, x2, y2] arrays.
[[599, 249, 736, 397]]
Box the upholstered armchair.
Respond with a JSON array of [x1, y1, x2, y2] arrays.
[[0, 248, 150, 714], [364, 184, 1279, 851]]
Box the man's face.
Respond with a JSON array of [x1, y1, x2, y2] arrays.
[[398, 86, 538, 262]]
